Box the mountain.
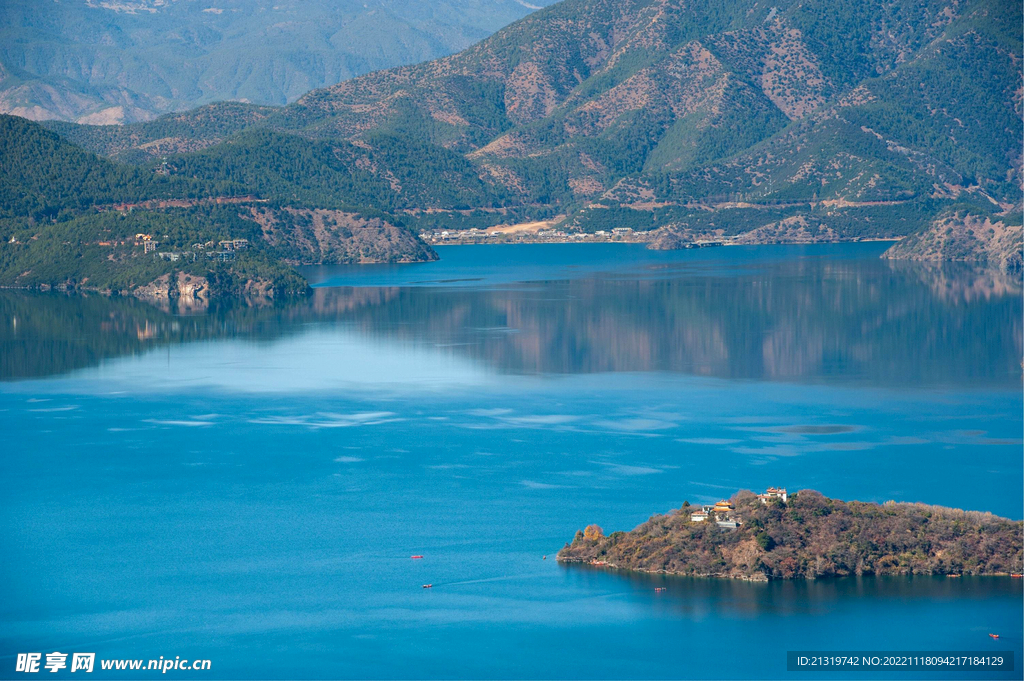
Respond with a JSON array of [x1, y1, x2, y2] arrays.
[[0, 115, 436, 301], [0, 0, 554, 124], [41, 0, 1021, 247], [0, 114, 222, 220]]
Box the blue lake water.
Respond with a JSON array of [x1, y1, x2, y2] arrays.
[[1, 243, 1021, 678]]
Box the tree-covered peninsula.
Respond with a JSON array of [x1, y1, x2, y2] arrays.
[[0, 115, 437, 303], [558, 490, 1023, 581]]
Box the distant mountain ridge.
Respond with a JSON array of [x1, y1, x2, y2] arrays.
[[3, 0, 1021, 292], [0, 0, 553, 123], [41, 0, 1022, 240]]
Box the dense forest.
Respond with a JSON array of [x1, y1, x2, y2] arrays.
[[168, 129, 506, 211], [0, 206, 308, 297], [0, 115, 439, 299], [558, 490, 1023, 580], [0, 115, 235, 221]]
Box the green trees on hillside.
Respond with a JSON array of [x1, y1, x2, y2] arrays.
[[844, 27, 1021, 195], [0, 207, 302, 294], [3, 0, 1020, 276], [169, 130, 506, 211], [0, 115, 244, 221]]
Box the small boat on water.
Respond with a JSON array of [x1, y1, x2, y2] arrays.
[[1011, 573, 1022, 578], [989, 634, 1000, 639], [411, 555, 424, 559], [654, 587, 666, 592], [422, 584, 433, 588]]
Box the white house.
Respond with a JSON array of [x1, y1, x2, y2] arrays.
[[757, 487, 788, 504]]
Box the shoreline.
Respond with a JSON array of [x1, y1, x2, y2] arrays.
[[557, 557, 1022, 583], [430, 236, 903, 247]]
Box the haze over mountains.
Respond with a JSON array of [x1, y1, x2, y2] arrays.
[[0, 0, 554, 123], [0, 0, 1021, 299]]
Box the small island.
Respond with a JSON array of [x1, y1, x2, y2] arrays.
[[558, 488, 1023, 581]]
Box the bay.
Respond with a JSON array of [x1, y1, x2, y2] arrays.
[[1, 243, 1020, 679]]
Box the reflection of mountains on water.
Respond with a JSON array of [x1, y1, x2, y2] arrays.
[[2, 257, 1020, 385], [886, 259, 1023, 303]]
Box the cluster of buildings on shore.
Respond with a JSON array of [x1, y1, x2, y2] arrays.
[[418, 226, 645, 244], [414, 227, 739, 248], [133, 234, 250, 262], [690, 487, 788, 529], [420, 228, 576, 242]]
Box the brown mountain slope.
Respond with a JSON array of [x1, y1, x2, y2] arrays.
[[38, 0, 1023, 250], [883, 211, 1023, 272], [247, 207, 439, 265]]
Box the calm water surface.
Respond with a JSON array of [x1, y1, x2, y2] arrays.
[[1, 243, 1021, 679]]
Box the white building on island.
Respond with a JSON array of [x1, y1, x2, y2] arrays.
[[757, 487, 788, 504]]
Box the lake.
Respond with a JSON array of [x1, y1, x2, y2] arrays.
[[1, 242, 1021, 679]]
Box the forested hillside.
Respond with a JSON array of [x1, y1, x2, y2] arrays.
[[0, 115, 228, 220], [0, 115, 438, 302], [0, 207, 308, 299], [38, 0, 1020, 249], [169, 130, 506, 211]]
